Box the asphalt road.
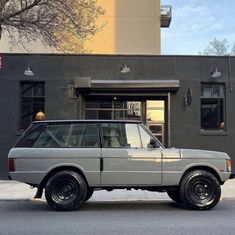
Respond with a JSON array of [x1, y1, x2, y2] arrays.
[[0, 199, 235, 235]]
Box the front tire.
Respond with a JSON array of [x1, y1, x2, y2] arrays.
[[45, 171, 87, 211], [180, 170, 221, 210]]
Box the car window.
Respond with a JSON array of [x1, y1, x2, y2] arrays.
[[15, 124, 45, 147], [33, 123, 99, 148], [101, 123, 141, 148], [139, 125, 159, 148], [33, 124, 71, 148], [125, 124, 141, 148], [68, 123, 99, 148]]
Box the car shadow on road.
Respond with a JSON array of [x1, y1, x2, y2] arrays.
[[83, 200, 186, 211], [1, 199, 231, 213], [0, 199, 184, 212]]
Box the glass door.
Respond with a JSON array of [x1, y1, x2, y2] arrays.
[[146, 100, 165, 144]]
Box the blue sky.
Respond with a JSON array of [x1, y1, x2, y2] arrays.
[[161, 0, 235, 55]]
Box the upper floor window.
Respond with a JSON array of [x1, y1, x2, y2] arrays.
[[201, 83, 225, 131], [20, 81, 45, 130]]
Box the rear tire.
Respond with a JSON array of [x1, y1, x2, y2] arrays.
[[45, 171, 87, 211], [85, 188, 94, 202], [167, 188, 182, 203], [180, 170, 221, 210]]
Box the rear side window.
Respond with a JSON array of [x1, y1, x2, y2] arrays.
[[33, 123, 99, 148], [67, 123, 99, 148], [15, 124, 46, 147]]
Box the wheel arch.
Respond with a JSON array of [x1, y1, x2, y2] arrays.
[[40, 165, 89, 188], [181, 165, 223, 185]]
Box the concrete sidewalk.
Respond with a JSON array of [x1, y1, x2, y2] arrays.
[[0, 179, 234, 201]]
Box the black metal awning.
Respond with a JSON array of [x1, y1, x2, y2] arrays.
[[75, 77, 179, 94]]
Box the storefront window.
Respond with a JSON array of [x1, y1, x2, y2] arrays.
[[201, 83, 225, 130], [86, 101, 112, 109], [86, 110, 112, 119], [20, 82, 45, 130], [85, 100, 141, 120], [85, 99, 165, 145]]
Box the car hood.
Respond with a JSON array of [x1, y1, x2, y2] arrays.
[[180, 149, 230, 160]]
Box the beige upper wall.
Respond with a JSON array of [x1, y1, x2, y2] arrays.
[[0, 0, 161, 55], [85, 0, 161, 55]]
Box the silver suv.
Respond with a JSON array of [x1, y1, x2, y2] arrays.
[[8, 120, 231, 211]]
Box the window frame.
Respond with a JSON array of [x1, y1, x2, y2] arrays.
[[20, 81, 45, 131], [200, 83, 226, 132], [41, 122, 100, 149], [100, 122, 143, 149], [99, 122, 163, 149], [85, 100, 142, 120]]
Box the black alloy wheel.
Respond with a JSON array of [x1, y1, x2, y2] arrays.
[[45, 171, 87, 211]]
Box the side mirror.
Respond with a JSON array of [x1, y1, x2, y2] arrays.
[[148, 138, 157, 148]]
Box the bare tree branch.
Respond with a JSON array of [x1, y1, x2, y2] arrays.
[[0, 0, 105, 52], [199, 38, 229, 56], [6, 0, 42, 19]]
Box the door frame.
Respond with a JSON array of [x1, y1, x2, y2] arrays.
[[80, 93, 171, 147]]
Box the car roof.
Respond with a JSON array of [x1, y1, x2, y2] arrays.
[[33, 120, 143, 124]]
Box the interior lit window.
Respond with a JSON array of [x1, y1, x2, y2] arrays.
[[146, 100, 165, 144], [147, 101, 164, 123]]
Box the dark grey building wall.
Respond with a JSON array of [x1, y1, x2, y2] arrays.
[[0, 54, 234, 178]]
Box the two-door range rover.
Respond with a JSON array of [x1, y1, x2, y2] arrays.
[[8, 120, 231, 210]]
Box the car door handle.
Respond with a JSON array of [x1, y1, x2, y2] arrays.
[[100, 158, 103, 172]]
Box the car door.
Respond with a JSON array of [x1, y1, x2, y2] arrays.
[[100, 122, 162, 186]]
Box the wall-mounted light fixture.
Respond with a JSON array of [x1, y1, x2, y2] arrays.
[[24, 65, 34, 76], [120, 62, 131, 73], [184, 88, 192, 106], [211, 66, 221, 78], [68, 82, 77, 99]]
